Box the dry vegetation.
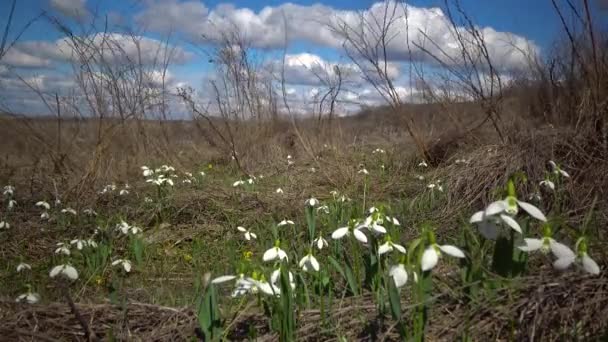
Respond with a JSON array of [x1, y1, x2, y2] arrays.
[[1, 0, 608, 341]]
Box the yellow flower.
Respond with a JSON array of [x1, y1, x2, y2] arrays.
[[183, 253, 193, 263], [95, 276, 104, 286], [207, 164, 213, 169], [243, 250, 253, 261]]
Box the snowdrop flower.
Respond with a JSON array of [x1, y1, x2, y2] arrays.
[[0, 221, 9, 229], [339, 195, 349, 202], [254, 280, 282, 296], [479, 181, 547, 225], [83, 208, 97, 216], [389, 264, 408, 288], [212, 274, 257, 297], [358, 168, 369, 175], [112, 259, 132, 273], [305, 197, 319, 207], [17, 262, 31, 272], [418, 160, 428, 168], [232, 180, 245, 187], [553, 237, 600, 275], [414, 175, 425, 181], [313, 235, 328, 250], [378, 237, 406, 255], [3, 185, 14, 196], [246, 178, 255, 185], [86, 239, 98, 248], [317, 205, 330, 214], [299, 253, 320, 272], [331, 223, 368, 244], [263, 242, 289, 262], [49, 264, 79, 280], [141, 166, 154, 177], [310, 167, 316, 173], [385, 216, 400, 226], [330, 190, 338, 198], [40, 212, 50, 220], [271, 269, 296, 290], [199, 171, 206, 177], [70, 239, 88, 250], [421, 233, 465, 272], [372, 148, 386, 154], [144, 197, 153, 203], [359, 210, 387, 234], [237, 226, 257, 240], [548, 160, 570, 178], [116, 221, 142, 235], [119, 189, 130, 195], [470, 208, 523, 240], [517, 225, 573, 260], [16, 292, 40, 304], [275, 188, 284, 194], [36, 201, 50, 210], [8, 199, 16, 210], [277, 219, 295, 227], [540, 179, 555, 191], [54, 243, 71, 256], [61, 208, 77, 216]]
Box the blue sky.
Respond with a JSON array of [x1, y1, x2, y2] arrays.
[[1, 0, 606, 115]]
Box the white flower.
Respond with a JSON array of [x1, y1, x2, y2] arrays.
[[144, 197, 153, 203], [199, 171, 206, 177], [49, 264, 79, 280], [358, 168, 369, 175], [389, 264, 408, 288], [36, 201, 51, 210], [141, 166, 154, 177], [310, 167, 316, 173], [3, 185, 15, 196], [275, 188, 284, 194], [277, 219, 295, 227], [70, 239, 88, 250], [0, 221, 9, 229], [331, 225, 368, 244], [378, 240, 406, 255], [16, 292, 40, 304], [246, 178, 255, 185], [372, 148, 386, 154], [470, 209, 523, 239], [254, 280, 282, 296], [54, 243, 71, 256], [61, 208, 77, 216], [554, 253, 600, 275], [549, 160, 570, 178], [212, 274, 258, 297], [263, 246, 288, 262], [40, 212, 50, 220], [385, 216, 400, 226], [112, 259, 132, 273], [421, 244, 465, 272], [119, 189, 130, 195], [17, 262, 31, 272], [116, 221, 142, 235], [237, 226, 257, 240], [87, 239, 98, 248], [313, 235, 328, 250], [299, 253, 320, 272], [359, 216, 387, 234], [305, 197, 319, 207], [8, 199, 17, 210], [83, 208, 97, 216], [271, 269, 296, 290], [317, 205, 330, 214], [232, 180, 245, 187], [540, 180, 555, 191], [418, 160, 428, 168], [517, 237, 575, 259]]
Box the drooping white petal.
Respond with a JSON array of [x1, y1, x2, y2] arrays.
[[439, 245, 465, 258], [237, 226, 246, 232], [277, 248, 288, 261], [421, 247, 439, 271], [256, 281, 281, 296], [559, 169, 570, 178], [49, 265, 63, 278], [499, 214, 522, 234], [517, 238, 544, 252], [581, 254, 600, 275], [553, 256, 576, 270], [331, 227, 349, 240], [549, 240, 575, 259], [516, 200, 547, 222], [485, 201, 507, 216], [469, 211, 485, 223], [353, 229, 368, 243], [370, 223, 387, 234], [212, 275, 237, 284], [478, 220, 499, 240], [389, 264, 408, 288], [62, 265, 78, 280], [299, 254, 320, 272], [393, 243, 407, 254], [378, 242, 391, 255], [250, 232, 257, 239], [263, 247, 279, 262]]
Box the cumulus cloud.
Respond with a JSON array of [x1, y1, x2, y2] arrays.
[[50, 0, 90, 20], [136, 1, 538, 71], [2, 33, 193, 68]]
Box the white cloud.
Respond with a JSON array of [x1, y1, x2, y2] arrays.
[[49, 0, 90, 20], [136, 1, 538, 71], [3, 33, 193, 68]]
